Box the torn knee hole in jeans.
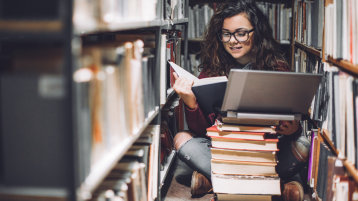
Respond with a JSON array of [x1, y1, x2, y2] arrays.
[[184, 155, 191, 160]]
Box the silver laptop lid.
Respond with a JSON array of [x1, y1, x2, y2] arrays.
[[221, 69, 322, 114]]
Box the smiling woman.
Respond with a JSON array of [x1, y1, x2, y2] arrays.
[[171, 1, 308, 201]]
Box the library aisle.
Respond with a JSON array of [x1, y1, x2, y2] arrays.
[[161, 159, 214, 201]]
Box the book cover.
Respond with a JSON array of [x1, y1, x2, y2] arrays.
[[210, 147, 277, 163], [168, 61, 228, 115], [207, 125, 268, 140], [316, 142, 334, 200], [211, 159, 277, 176], [211, 173, 281, 195], [210, 136, 279, 151]]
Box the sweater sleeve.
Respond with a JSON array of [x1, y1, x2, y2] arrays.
[[184, 104, 212, 136]]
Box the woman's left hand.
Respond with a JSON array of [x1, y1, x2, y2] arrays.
[[276, 120, 300, 135]]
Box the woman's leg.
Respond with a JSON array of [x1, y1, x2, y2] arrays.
[[174, 131, 212, 179]]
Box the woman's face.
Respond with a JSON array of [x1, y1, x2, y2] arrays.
[[221, 13, 254, 65]]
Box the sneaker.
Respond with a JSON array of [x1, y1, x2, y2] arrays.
[[282, 181, 304, 201], [190, 171, 213, 196]]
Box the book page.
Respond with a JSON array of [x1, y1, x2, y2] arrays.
[[168, 61, 198, 81]]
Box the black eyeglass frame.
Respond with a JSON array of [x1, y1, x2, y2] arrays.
[[218, 28, 255, 43]]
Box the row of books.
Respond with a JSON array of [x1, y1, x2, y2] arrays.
[[324, 0, 358, 65], [308, 60, 358, 168], [90, 125, 160, 201], [163, 0, 187, 20], [294, 48, 321, 74], [73, 0, 158, 32], [74, 39, 159, 181], [320, 63, 358, 166], [293, 0, 324, 49], [188, 3, 214, 39], [307, 129, 357, 201], [208, 115, 282, 200], [257, 2, 292, 43], [160, 30, 183, 105]]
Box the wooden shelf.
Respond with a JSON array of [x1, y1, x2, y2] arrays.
[[160, 150, 177, 188], [294, 42, 358, 77], [294, 41, 321, 58], [0, 20, 63, 32], [327, 56, 358, 77], [321, 129, 339, 156], [77, 107, 160, 200], [321, 129, 358, 184], [343, 160, 358, 184]]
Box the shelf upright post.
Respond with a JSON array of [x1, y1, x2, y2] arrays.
[[63, 0, 76, 200]]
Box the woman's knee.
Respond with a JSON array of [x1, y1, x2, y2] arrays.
[[173, 131, 194, 150]]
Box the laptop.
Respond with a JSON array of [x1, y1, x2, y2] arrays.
[[221, 69, 322, 115]]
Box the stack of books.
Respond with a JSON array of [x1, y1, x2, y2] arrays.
[[209, 112, 301, 201]]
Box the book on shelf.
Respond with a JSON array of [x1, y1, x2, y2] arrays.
[[210, 147, 277, 163], [211, 159, 278, 176], [325, 156, 346, 201], [207, 125, 273, 141], [216, 193, 273, 201], [210, 136, 279, 151], [168, 61, 228, 115], [222, 111, 302, 126], [332, 175, 356, 201], [315, 142, 334, 201], [211, 174, 281, 195]]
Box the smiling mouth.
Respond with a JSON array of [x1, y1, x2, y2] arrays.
[[230, 46, 242, 50]]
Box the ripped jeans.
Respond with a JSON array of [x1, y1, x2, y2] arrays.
[[176, 137, 212, 179]]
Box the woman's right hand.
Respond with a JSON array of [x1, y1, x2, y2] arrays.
[[172, 72, 197, 109]]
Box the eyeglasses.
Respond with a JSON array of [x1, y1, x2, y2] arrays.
[[218, 28, 254, 43]]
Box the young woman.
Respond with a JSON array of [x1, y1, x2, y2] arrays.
[[172, 1, 309, 201]]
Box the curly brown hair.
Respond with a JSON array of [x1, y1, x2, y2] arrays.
[[199, 1, 288, 77]]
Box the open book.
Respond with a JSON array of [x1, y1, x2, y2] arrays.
[[169, 61, 227, 115]]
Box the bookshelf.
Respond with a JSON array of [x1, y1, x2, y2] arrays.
[[291, 0, 358, 199], [0, 0, 189, 200]]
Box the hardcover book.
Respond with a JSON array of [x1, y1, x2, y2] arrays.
[[211, 174, 281, 195], [217, 123, 276, 134], [210, 147, 277, 163], [211, 159, 278, 176], [207, 125, 269, 140], [210, 136, 279, 151]]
